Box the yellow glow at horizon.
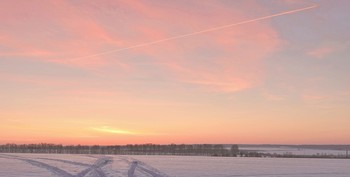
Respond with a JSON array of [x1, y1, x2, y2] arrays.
[[92, 126, 137, 135]]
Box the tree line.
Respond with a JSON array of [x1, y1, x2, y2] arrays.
[[0, 143, 239, 156]]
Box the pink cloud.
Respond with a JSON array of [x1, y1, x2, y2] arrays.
[[302, 89, 350, 102], [127, 1, 281, 92], [0, 0, 285, 92], [307, 46, 335, 58], [95, 0, 281, 93], [0, 0, 126, 69]]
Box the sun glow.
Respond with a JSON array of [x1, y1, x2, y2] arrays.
[[92, 126, 138, 135]]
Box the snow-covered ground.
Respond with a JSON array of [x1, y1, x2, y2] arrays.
[[239, 146, 348, 156], [1, 153, 350, 177]]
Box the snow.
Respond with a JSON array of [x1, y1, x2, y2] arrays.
[[1, 153, 350, 177], [132, 155, 350, 177], [239, 146, 348, 156]]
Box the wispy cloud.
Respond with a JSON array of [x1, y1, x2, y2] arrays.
[[0, 0, 285, 92], [92, 126, 138, 135], [129, 0, 283, 93], [307, 46, 335, 58]]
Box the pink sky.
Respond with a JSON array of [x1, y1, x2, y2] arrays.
[[1, 0, 350, 145]]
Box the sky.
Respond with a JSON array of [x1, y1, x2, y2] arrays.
[[1, 0, 350, 145]]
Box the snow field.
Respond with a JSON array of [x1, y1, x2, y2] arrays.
[[1, 153, 350, 177]]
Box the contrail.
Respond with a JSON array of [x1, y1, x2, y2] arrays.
[[70, 4, 318, 61]]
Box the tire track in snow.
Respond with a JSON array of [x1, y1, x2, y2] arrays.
[[23, 158, 74, 177], [38, 157, 91, 167], [81, 155, 100, 159], [0, 154, 73, 177], [0, 153, 23, 159], [76, 156, 112, 177], [127, 160, 168, 177], [1, 154, 168, 177], [89, 168, 107, 177], [0, 154, 112, 177], [127, 161, 138, 177], [138, 165, 167, 177]]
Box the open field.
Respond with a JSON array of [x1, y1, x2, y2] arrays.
[[238, 145, 349, 156], [1, 153, 350, 177]]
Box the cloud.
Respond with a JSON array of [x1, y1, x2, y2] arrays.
[[92, 126, 137, 135], [0, 0, 295, 92], [307, 46, 335, 58], [119, 0, 282, 93], [0, 0, 125, 69]]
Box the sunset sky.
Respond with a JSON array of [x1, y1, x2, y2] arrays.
[[1, 0, 349, 145]]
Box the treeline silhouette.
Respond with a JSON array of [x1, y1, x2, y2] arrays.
[[0, 143, 239, 156]]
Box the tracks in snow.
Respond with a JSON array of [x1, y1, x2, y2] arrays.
[[75, 156, 112, 177], [123, 158, 168, 177], [38, 157, 91, 167], [0, 154, 112, 177], [0, 154, 168, 177]]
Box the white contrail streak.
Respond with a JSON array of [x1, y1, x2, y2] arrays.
[[70, 4, 318, 61]]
